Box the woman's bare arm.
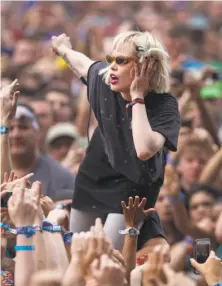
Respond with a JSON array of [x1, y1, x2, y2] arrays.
[[51, 34, 94, 78]]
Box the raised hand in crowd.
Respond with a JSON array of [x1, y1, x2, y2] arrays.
[[91, 254, 126, 286], [51, 33, 72, 55], [191, 250, 222, 286], [1, 171, 34, 192], [121, 196, 155, 283], [7, 178, 41, 286], [0, 80, 20, 182], [0, 79, 19, 126], [122, 196, 155, 229]]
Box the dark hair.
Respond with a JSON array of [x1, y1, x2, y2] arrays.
[[45, 87, 72, 99], [188, 184, 221, 204]]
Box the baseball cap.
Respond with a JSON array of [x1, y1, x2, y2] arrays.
[[45, 123, 78, 146]]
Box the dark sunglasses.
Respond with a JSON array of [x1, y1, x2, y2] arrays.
[[105, 55, 136, 65]]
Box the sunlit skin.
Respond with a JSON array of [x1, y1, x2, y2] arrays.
[[189, 192, 215, 223]]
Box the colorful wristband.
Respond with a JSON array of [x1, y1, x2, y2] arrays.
[[0, 222, 16, 234], [0, 126, 9, 134], [42, 221, 63, 233], [214, 284, 222, 286], [126, 98, 145, 118], [63, 232, 73, 243], [16, 226, 36, 238], [14, 245, 35, 251]]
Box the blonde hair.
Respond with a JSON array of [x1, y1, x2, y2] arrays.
[[99, 31, 170, 93]]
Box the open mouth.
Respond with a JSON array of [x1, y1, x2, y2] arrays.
[[110, 74, 118, 84]]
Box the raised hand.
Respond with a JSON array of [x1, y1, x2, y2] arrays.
[[91, 254, 126, 286], [70, 218, 112, 274], [130, 57, 157, 99], [190, 250, 222, 286], [40, 196, 55, 217], [121, 196, 155, 228], [2, 172, 34, 193], [0, 79, 20, 126], [8, 179, 38, 227], [51, 33, 72, 55], [163, 164, 180, 197], [142, 245, 170, 286], [47, 208, 69, 230]]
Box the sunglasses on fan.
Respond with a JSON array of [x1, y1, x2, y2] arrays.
[[105, 55, 137, 65]]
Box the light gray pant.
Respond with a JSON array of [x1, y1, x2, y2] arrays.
[[70, 208, 126, 251]]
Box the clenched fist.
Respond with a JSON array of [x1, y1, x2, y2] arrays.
[[51, 33, 72, 55]]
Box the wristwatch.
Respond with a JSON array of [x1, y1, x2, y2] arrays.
[[119, 227, 140, 237]]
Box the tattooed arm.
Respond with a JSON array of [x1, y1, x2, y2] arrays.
[[51, 34, 94, 78]]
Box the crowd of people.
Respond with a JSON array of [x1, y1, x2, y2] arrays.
[[1, 1, 222, 286]]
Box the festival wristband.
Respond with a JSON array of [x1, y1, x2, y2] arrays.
[[126, 98, 145, 118], [168, 192, 185, 204], [63, 232, 73, 243], [214, 284, 222, 286], [0, 222, 17, 234], [16, 226, 36, 238], [0, 126, 9, 134], [14, 245, 35, 251], [42, 221, 64, 233]]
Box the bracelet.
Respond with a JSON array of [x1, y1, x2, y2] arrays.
[[42, 221, 64, 233], [214, 284, 222, 286], [126, 98, 145, 118], [0, 222, 17, 234], [63, 232, 73, 243], [16, 226, 36, 238], [168, 192, 185, 204], [0, 126, 9, 134], [14, 245, 35, 251]]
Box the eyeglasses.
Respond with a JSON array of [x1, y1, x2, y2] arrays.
[[105, 55, 136, 65], [190, 201, 213, 211]]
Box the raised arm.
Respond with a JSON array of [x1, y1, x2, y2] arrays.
[[199, 147, 222, 185], [51, 33, 94, 78], [0, 80, 19, 183]]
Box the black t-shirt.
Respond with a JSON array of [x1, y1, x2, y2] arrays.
[[137, 211, 167, 251], [72, 61, 180, 213]]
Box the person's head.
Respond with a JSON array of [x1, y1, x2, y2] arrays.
[[29, 95, 54, 143], [12, 37, 38, 66], [188, 185, 219, 223], [9, 104, 40, 167], [155, 186, 173, 223], [45, 87, 72, 122], [177, 137, 214, 189], [45, 123, 78, 162], [100, 31, 170, 98]]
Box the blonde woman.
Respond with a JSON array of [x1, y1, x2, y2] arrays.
[[52, 31, 180, 250]]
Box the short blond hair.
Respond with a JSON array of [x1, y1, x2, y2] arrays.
[[100, 31, 170, 93]]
